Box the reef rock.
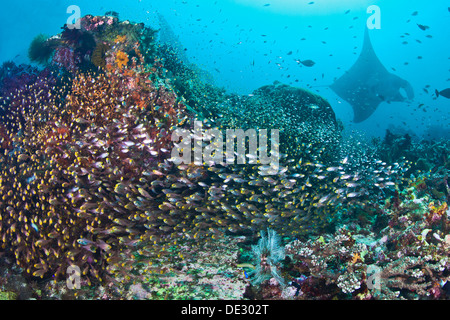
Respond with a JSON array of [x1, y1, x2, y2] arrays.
[[252, 81, 338, 128], [214, 81, 341, 162]]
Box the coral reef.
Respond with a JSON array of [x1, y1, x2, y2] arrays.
[[0, 235, 248, 300], [379, 129, 450, 171], [0, 15, 190, 282], [244, 173, 450, 300], [0, 13, 448, 301]]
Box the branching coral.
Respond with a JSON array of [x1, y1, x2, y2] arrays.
[[285, 227, 371, 298], [282, 209, 450, 300], [376, 255, 448, 299]]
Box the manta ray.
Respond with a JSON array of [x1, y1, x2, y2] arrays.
[[330, 28, 414, 123]]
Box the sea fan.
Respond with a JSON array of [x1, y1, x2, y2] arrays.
[[250, 228, 286, 286]]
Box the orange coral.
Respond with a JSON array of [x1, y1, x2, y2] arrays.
[[350, 252, 361, 264], [428, 201, 448, 215], [115, 50, 129, 69], [115, 35, 127, 43]]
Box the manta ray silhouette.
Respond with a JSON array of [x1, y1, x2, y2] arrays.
[[330, 28, 414, 123]]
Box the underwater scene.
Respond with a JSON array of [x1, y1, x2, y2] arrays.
[[0, 0, 449, 303]]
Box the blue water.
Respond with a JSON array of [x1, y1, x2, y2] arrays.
[[1, 0, 449, 138]]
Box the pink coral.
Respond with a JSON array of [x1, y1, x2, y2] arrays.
[[52, 47, 80, 72], [80, 15, 104, 31]]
